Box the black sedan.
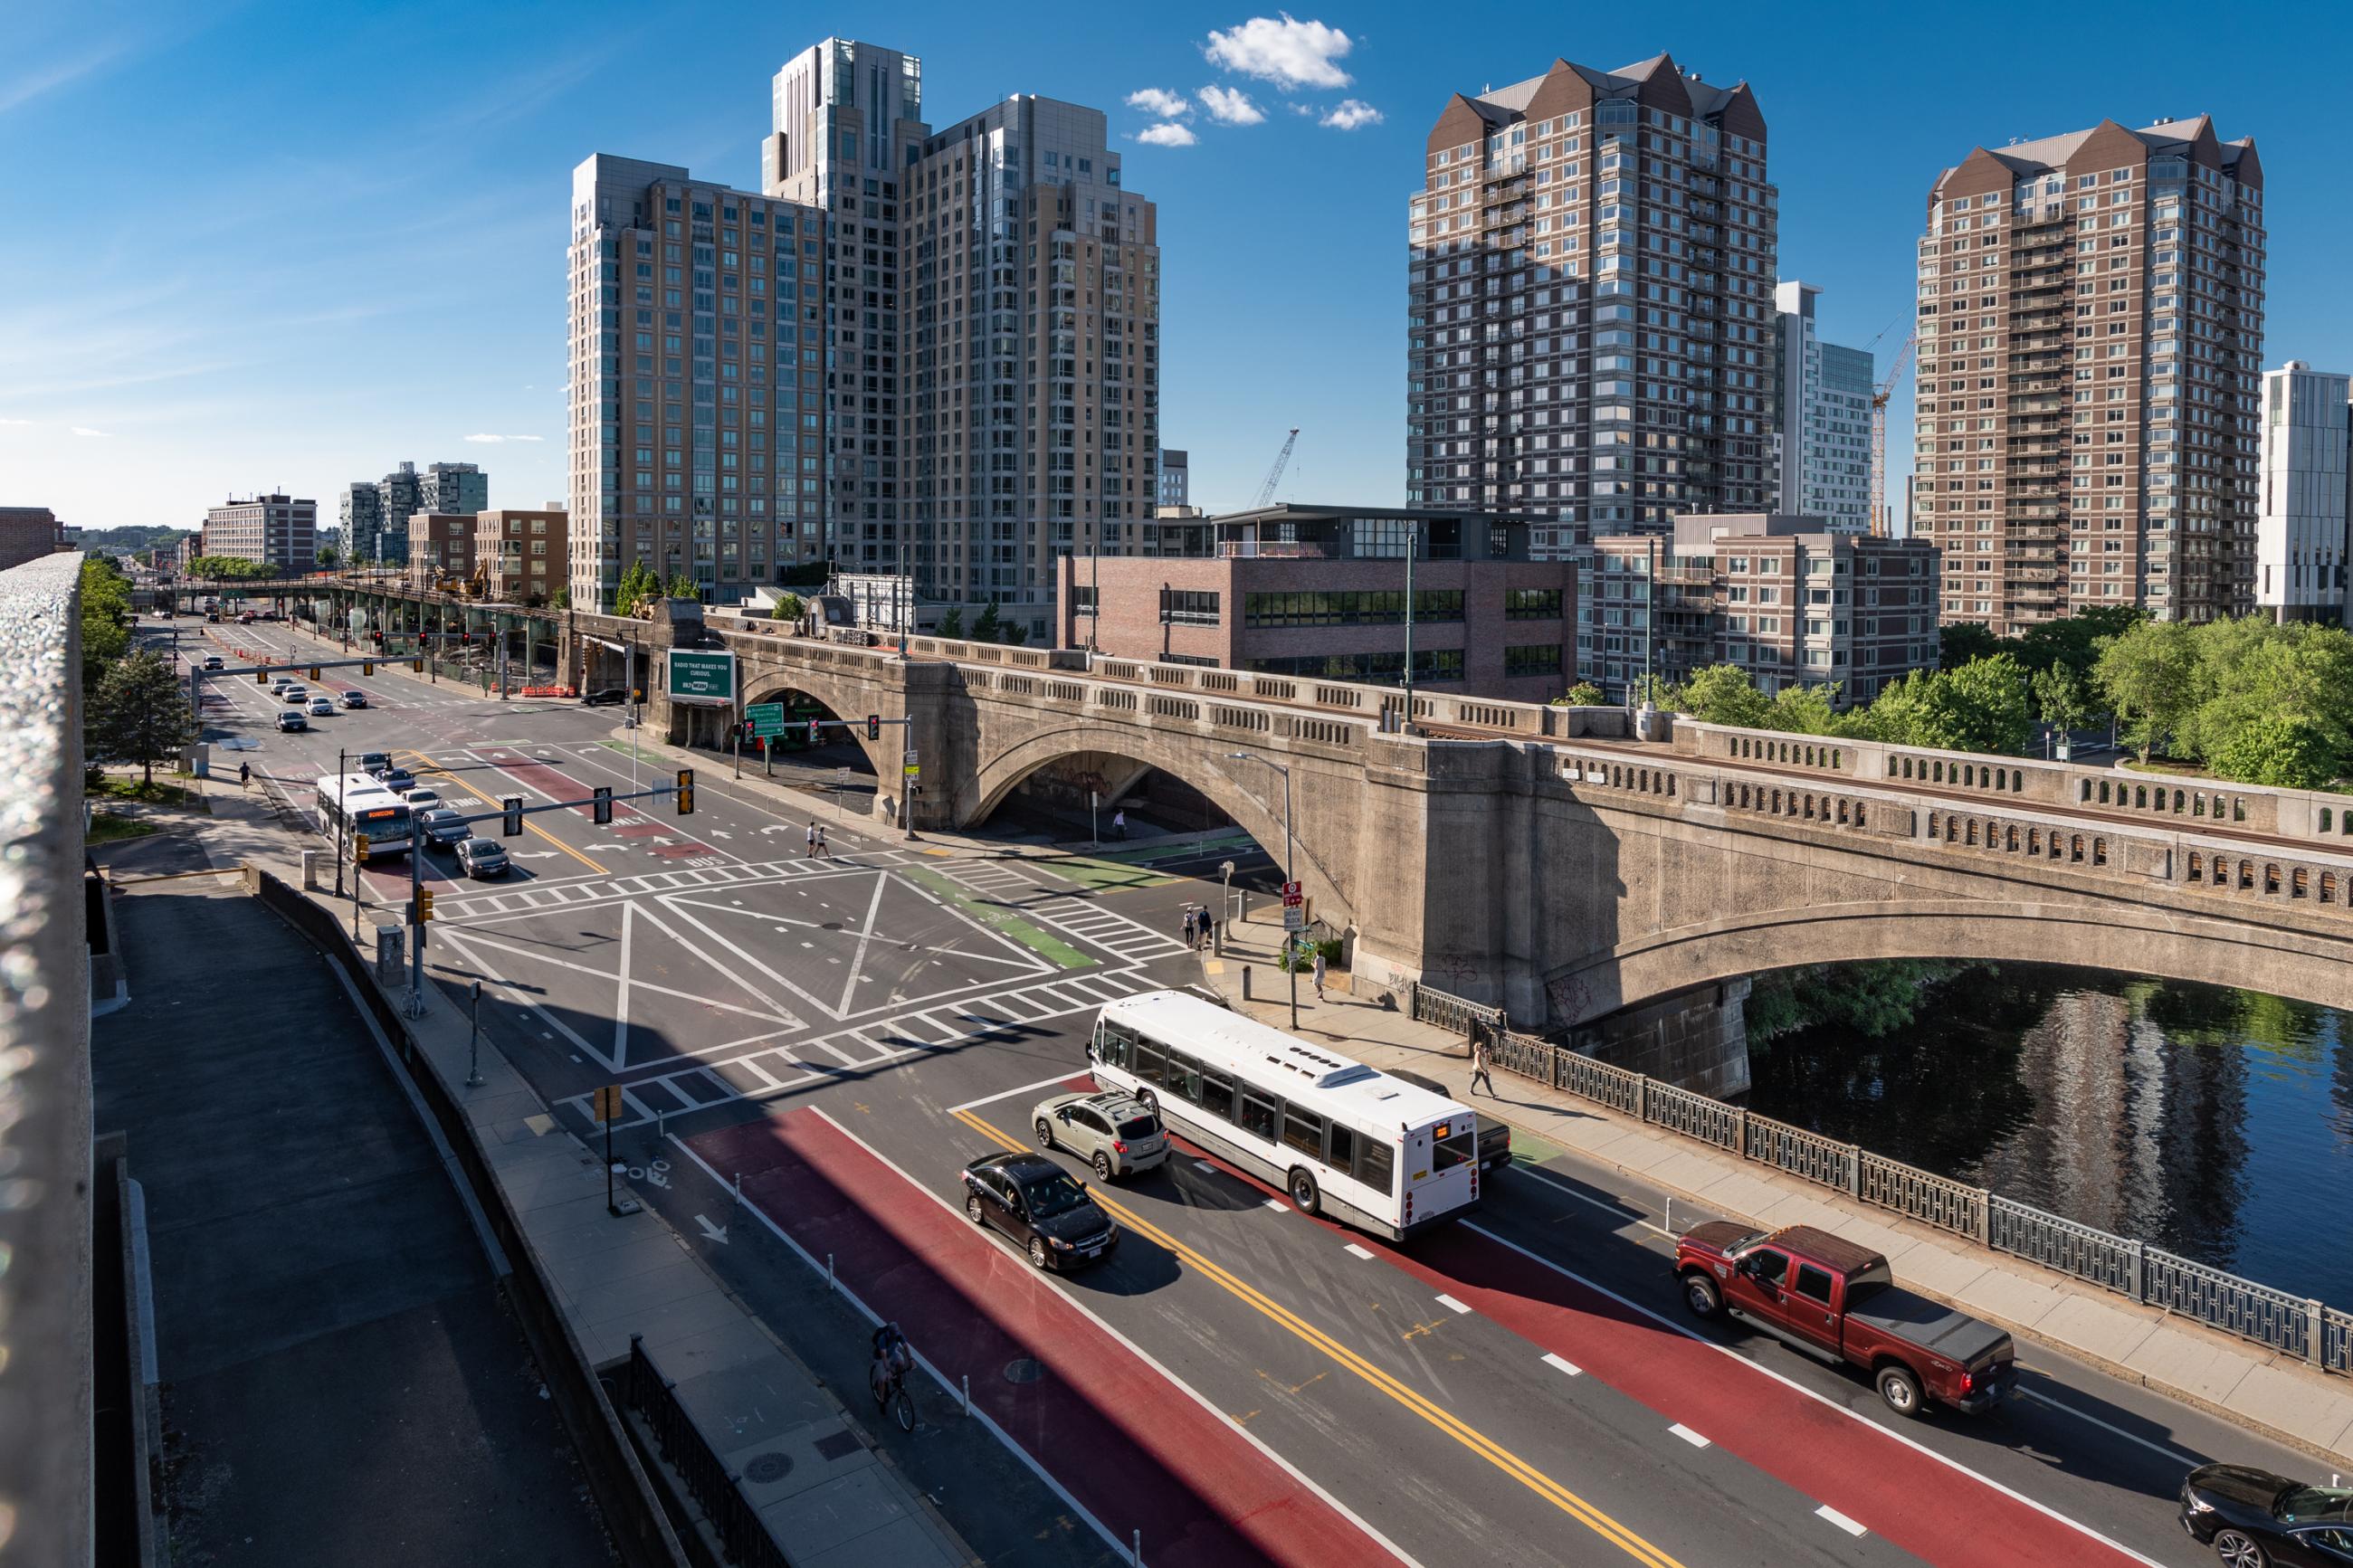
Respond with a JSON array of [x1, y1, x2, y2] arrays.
[[959, 1152, 1119, 1271], [2181, 1463, 2353, 1566], [581, 688, 629, 707]]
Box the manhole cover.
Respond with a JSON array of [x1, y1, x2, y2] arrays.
[[1003, 1358, 1044, 1385], [743, 1450, 793, 1484]]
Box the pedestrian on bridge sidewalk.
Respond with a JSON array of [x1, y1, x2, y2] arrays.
[[1469, 1034, 1496, 1098], [1311, 947, 1327, 1002]]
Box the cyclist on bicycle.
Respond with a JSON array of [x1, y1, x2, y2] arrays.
[[870, 1321, 912, 1405]]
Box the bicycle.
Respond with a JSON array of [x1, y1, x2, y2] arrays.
[[872, 1361, 915, 1433]]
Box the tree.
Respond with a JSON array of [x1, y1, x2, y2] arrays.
[[1911, 653, 2034, 755], [1552, 681, 1606, 708], [771, 592, 804, 622], [1001, 620, 1030, 646], [1937, 622, 2006, 670], [89, 651, 195, 786], [2092, 618, 2199, 759], [2032, 662, 2091, 736], [2209, 713, 2342, 790], [1673, 664, 1772, 728], [971, 600, 1001, 642], [936, 606, 965, 639], [1767, 681, 1841, 736], [614, 561, 658, 616], [316, 543, 339, 568], [186, 555, 272, 580], [552, 585, 570, 610], [79, 556, 131, 669], [666, 573, 701, 603]]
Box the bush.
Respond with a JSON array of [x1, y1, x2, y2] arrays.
[[2208, 713, 2342, 790], [1551, 681, 1607, 708]]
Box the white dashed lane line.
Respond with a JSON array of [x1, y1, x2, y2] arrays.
[[1668, 1423, 1711, 1449], [1540, 1352, 1582, 1378], [1434, 1293, 1473, 1316], [1342, 1243, 1375, 1261], [1815, 1505, 1869, 1538]]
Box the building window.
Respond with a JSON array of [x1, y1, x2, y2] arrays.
[[1505, 587, 1565, 620], [1243, 589, 1466, 628], [1158, 588, 1221, 625], [1071, 586, 1098, 616], [1504, 644, 1561, 678], [1243, 650, 1466, 685]]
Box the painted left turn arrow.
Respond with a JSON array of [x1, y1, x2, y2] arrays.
[[694, 1214, 729, 1245]]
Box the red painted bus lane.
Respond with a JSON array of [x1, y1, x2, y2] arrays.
[[1374, 1221, 2154, 1568], [688, 1110, 1408, 1568]]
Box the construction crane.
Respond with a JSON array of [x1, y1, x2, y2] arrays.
[[1868, 329, 1919, 537], [1254, 428, 1300, 508]]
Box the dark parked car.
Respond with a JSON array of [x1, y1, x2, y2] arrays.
[[1388, 1069, 1512, 1180], [2180, 1464, 2353, 1567], [960, 1151, 1119, 1271], [581, 688, 628, 707]]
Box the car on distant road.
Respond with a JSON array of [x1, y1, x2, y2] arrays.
[[307, 696, 336, 717], [202, 654, 224, 670], [2179, 1463, 2353, 1566], [340, 690, 367, 708], [269, 677, 296, 696], [1388, 1069, 1512, 1181], [358, 751, 393, 776], [403, 788, 442, 813], [960, 1151, 1119, 1271], [275, 709, 308, 732], [1032, 1091, 1168, 1180], [455, 838, 510, 878], [377, 768, 417, 794], [581, 688, 628, 707], [281, 685, 309, 706], [419, 808, 471, 847], [1675, 1222, 2016, 1418]]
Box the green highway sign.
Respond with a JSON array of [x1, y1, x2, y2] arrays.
[[746, 701, 786, 738], [667, 649, 737, 707]]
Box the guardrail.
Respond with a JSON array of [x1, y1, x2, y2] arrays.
[[625, 1336, 790, 1568], [1403, 981, 2353, 1377]]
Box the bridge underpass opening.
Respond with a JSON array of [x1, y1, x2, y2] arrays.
[[727, 687, 880, 813]]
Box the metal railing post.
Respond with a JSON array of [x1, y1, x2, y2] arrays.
[[1846, 1144, 1862, 1200], [2310, 1300, 2326, 1367], [1634, 1073, 1649, 1124], [1977, 1187, 1993, 1247]]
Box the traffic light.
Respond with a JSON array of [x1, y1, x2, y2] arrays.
[[354, 833, 371, 864], [592, 785, 614, 826], [362, 660, 375, 676], [675, 767, 695, 815], [502, 795, 524, 836], [414, 888, 436, 924], [867, 713, 881, 740], [807, 718, 822, 744], [309, 666, 321, 680], [410, 657, 424, 672], [254, 669, 270, 684]]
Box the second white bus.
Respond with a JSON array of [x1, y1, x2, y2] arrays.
[[316, 773, 414, 859], [1087, 989, 1481, 1239]]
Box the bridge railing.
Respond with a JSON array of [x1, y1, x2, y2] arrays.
[[1425, 1010, 2353, 1377]]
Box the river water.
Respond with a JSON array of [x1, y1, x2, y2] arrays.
[[1742, 964, 2353, 1309]]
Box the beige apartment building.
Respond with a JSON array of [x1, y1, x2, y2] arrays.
[[1584, 514, 1940, 704], [475, 508, 568, 603], [202, 493, 315, 572], [1915, 116, 2264, 635], [1410, 53, 1777, 558]]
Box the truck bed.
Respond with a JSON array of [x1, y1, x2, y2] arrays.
[[1846, 1281, 2011, 1367]]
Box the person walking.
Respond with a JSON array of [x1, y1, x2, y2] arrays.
[[238, 761, 251, 788], [1199, 911, 1215, 954], [1310, 946, 1327, 1002], [806, 822, 819, 858], [1469, 1032, 1497, 1098], [1112, 808, 1128, 841], [815, 823, 829, 857], [1182, 907, 1197, 948]]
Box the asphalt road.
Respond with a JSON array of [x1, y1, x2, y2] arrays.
[[149, 612, 2327, 1568]]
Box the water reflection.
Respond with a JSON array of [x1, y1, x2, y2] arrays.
[[1744, 964, 2353, 1307]]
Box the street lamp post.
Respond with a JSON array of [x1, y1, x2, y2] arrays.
[[1227, 750, 1298, 1031]]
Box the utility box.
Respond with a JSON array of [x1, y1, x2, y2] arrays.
[[187, 743, 209, 779], [300, 849, 319, 890], [375, 922, 405, 986]]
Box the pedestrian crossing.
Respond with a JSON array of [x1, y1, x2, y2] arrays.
[[934, 860, 1189, 965], [565, 964, 1164, 1130], [436, 851, 921, 922]]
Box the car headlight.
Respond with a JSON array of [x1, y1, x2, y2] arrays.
[[2184, 1496, 2215, 1515], [1048, 1236, 1073, 1250]]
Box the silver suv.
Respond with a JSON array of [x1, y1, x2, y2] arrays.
[[1032, 1091, 1169, 1181]]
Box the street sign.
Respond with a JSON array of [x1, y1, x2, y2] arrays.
[[903, 747, 919, 765], [1282, 905, 1307, 932], [746, 701, 786, 738], [665, 649, 736, 707], [903, 763, 920, 778], [1281, 879, 1303, 907], [592, 1085, 624, 1124]]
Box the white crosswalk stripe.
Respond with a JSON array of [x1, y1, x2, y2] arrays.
[[433, 850, 921, 922]]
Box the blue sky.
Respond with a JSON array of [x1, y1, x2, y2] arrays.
[[6, 0, 2350, 534]]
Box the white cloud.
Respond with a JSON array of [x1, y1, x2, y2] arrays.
[[1126, 87, 1192, 119], [1135, 122, 1198, 148], [462, 432, 544, 443], [1320, 99, 1384, 130], [0, 416, 33, 425], [1197, 85, 1265, 126], [1204, 14, 1354, 90], [71, 426, 110, 438]]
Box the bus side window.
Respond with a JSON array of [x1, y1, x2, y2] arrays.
[[1281, 1107, 1325, 1161], [1326, 1122, 1357, 1177], [1357, 1138, 1395, 1198], [1238, 1091, 1279, 1144], [1165, 1051, 1204, 1103], [1133, 1039, 1167, 1085], [1095, 1022, 1133, 1070], [1199, 1069, 1235, 1122]]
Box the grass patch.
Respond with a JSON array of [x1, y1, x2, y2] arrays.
[[902, 865, 1097, 970], [86, 813, 161, 844], [89, 775, 196, 806]]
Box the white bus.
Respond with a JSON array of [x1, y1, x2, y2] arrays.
[[1086, 990, 1481, 1239], [316, 773, 414, 858]]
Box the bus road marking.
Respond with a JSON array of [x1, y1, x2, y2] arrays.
[[1543, 1353, 1583, 1378], [1343, 1243, 1376, 1260]]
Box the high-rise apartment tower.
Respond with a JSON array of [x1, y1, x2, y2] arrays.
[[1914, 116, 2264, 634], [1409, 54, 1777, 558], [2255, 361, 2349, 623], [1773, 281, 1872, 532]]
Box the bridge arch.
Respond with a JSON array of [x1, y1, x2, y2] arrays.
[[960, 721, 1358, 928], [739, 670, 891, 781], [1539, 898, 2353, 1029]]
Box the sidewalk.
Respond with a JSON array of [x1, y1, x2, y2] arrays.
[[1197, 902, 2353, 1469]]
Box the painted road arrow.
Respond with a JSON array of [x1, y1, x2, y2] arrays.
[[694, 1213, 729, 1245]]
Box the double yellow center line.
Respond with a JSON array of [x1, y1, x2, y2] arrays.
[[951, 1107, 1688, 1568], [401, 751, 606, 873]]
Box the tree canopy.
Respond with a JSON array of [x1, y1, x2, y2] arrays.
[[88, 651, 195, 785]]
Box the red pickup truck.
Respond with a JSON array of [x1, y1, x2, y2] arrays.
[[1674, 1221, 2018, 1418]]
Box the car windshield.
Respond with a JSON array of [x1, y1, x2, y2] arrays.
[[1117, 1116, 1159, 1139], [424, 810, 459, 825], [2280, 1486, 2353, 1523], [1023, 1174, 1090, 1219]]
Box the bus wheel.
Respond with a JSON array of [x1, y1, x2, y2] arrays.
[[1138, 1088, 1158, 1115], [1289, 1168, 1319, 1215]]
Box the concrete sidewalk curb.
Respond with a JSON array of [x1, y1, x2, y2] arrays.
[[1196, 905, 2353, 1472]]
